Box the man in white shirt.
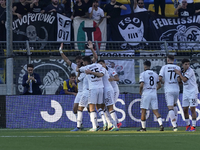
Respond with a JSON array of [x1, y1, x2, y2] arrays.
[[133, 0, 147, 13], [159, 55, 181, 131], [88, 0, 104, 27], [138, 60, 164, 132], [175, 58, 199, 132]]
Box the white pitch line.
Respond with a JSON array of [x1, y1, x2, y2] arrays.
[[1, 134, 200, 138]]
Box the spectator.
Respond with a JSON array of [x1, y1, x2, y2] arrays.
[[13, 0, 30, 19], [174, 0, 195, 17], [22, 64, 42, 95], [60, 73, 78, 95], [104, 0, 127, 41], [0, 0, 6, 41], [154, 0, 165, 16], [84, 0, 93, 12], [133, 0, 147, 13], [42, 0, 66, 15], [72, 0, 88, 19], [30, 0, 44, 13], [89, 0, 104, 26], [174, 0, 194, 10], [62, 0, 74, 18]]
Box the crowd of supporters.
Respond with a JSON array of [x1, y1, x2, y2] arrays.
[[0, 0, 200, 41]]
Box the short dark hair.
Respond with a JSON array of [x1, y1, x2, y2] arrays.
[[70, 73, 76, 77], [167, 55, 174, 61], [144, 60, 151, 67], [27, 64, 34, 68], [75, 56, 82, 61], [97, 60, 105, 63], [93, 0, 98, 3], [82, 56, 91, 63], [182, 58, 190, 64]]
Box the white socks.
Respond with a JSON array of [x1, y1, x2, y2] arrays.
[[77, 110, 83, 128], [157, 117, 163, 126], [169, 110, 177, 127], [109, 110, 118, 128], [98, 108, 107, 125], [141, 121, 146, 128], [90, 111, 98, 129]]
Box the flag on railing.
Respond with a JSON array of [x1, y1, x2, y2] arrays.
[[73, 17, 107, 50]]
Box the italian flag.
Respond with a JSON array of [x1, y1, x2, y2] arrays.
[[73, 17, 107, 51]]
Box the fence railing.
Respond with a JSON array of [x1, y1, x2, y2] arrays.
[[0, 41, 200, 95]]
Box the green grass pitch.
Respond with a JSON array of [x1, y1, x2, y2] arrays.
[[0, 127, 199, 150]]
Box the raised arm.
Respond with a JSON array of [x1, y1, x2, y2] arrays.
[[134, 0, 137, 10], [87, 41, 98, 63], [59, 43, 72, 66]]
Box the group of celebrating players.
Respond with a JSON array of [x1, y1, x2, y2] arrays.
[[59, 42, 198, 132]]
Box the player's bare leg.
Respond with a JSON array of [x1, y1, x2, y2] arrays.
[[152, 109, 164, 131], [183, 107, 191, 131], [73, 103, 79, 119], [137, 109, 147, 131]]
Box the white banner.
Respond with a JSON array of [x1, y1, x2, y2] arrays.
[[105, 60, 135, 84], [57, 13, 71, 42]]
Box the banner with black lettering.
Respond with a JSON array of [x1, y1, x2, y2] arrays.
[[109, 12, 149, 50], [13, 13, 57, 49], [57, 13, 71, 42], [149, 12, 200, 50]]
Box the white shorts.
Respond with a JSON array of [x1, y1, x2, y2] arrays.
[[182, 93, 198, 107], [113, 89, 119, 103], [104, 88, 114, 106], [79, 90, 89, 107], [74, 92, 82, 103], [88, 88, 103, 104], [140, 94, 158, 110], [165, 92, 179, 106]]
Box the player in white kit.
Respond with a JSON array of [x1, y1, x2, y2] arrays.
[[98, 60, 121, 130], [79, 56, 105, 131], [59, 42, 97, 120], [138, 61, 164, 131], [159, 55, 181, 131], [175, 58, 199, 132]]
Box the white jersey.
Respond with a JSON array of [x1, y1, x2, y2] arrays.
[[159, 64, 181, 93], [107, 67, 119, 90], [79, 63, 104, 90], [71, 62, 83, 92], [140, 70, 159, 94], [101, 67, 113, 90], [182, 67, 199, 95], [78, 72, 89, 93]]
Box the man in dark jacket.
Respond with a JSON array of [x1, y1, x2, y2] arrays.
[[22, 64, 42, 95]]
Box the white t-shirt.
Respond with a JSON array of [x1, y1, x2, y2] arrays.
[[88, 7, 104, 21], [107, 67, 119, 91], [71, 62, 83, 92], [101, 67, 113, 90], [159, 64, 181, 93], [139, 70, 159, 94], [182, 67, 198, 95], [79, 63, 104, 90], [134, 5, 147, 13]]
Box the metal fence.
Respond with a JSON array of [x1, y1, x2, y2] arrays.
[[0, 41, 200, 95]]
